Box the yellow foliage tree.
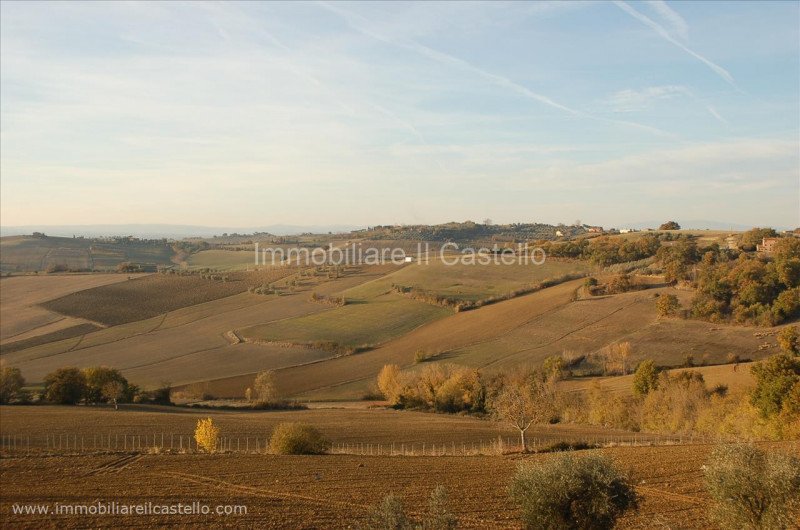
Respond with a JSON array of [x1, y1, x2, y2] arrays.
[[194, 417, 220, 453], [377, 364, 404, 405]]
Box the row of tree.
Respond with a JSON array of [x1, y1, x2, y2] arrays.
[[0, 365, 171, 407]]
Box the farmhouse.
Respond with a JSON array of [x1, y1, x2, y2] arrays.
[[587, 226, 603, 233], [756, 237, 779, 253]]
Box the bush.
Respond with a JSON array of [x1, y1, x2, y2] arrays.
[[194, 417, 220, 453], [363, 493, 410, 529], [269, 422, 330, 455], [361, 487, 456, 530], [44, 367, 87, 404], [704, 444, 800, 529], [656, 293, 680, 317], [510, 453, 638, 530]]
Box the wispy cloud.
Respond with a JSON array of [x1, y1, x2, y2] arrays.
[[646, 0, 689, 42], [318, 1, 675, 137], [604, 84, 728, 125], [614, 1, 738, 90], [606, 85, 691, 112]]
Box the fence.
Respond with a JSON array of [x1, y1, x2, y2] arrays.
[[0, 431, 726, 457]]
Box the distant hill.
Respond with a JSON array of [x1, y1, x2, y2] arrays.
[[0, 224, 363, 238], [623, 219, 789, 231]]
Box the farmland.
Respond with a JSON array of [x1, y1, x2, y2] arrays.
[[0, 235, 176, 273], [0, 405, 796, 530], [0, 229, 798, 530], [0, 273, 145, 345]]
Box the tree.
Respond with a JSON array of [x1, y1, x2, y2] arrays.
[[377, 364, 404, 405], [194, 417, 220, 453], [83, 366, 128, 404], [656, 293, 681, 317], [510, 453, 638, 530], [0, 366, 25, 404], [542, 355, 566, 381], [777, 326, 799, 355], [491, 375, 556, 452], [632, 360, 659, 396], [101, 380, 125, 410], [44, 367, 87, 405], [750, 354, 800, 417], [253, 370, 278, 404], [659, 221, 681, 230], [740, 227, 778, 251], [705, 444, 800, 529]]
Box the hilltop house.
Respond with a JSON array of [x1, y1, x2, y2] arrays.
[[587, 226, 603, 233], [756, 237, 779, 253]]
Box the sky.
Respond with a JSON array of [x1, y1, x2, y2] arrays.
[[1, 0, 798, 230]]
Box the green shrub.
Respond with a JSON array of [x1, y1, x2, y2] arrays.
[[363, 493, 410, 530], [43, 367, 87, 405], [510, 453, 637, 530], [704, 444, 800, 529], [269, 422, 331, 455], [361, 487, 456, 530]]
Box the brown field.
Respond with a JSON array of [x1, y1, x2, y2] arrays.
[[0, 323, 102, 354], [1, 417, 796, 530], [2, 266, 399, 387], [0, 405, 657, 448], [39, 270, 291, 326], [0, 274, 144, 342]]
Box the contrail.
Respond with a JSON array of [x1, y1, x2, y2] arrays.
[[319, 1, 674, 137], [614, 1, 738, 90]]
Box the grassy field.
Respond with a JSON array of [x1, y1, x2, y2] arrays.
[[240, 279, 586, 400], [0, 235, 176, 272], [238, 293, 451, 349], [186, 250, 255, 270], [559, 362, 757, 397], [343, 257, 592, 302], [446, 286, 773, 371]]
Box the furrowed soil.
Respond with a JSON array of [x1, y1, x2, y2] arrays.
[[2, 441, 796, 529], [0, 273, 145, 342]]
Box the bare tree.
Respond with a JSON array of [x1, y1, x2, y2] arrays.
[[101, 380, 125, 410], [491, 375, 556, 452]]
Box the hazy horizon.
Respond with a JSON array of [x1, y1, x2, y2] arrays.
[[2, 1, 798, 228]]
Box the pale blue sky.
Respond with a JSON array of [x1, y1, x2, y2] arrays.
[[1, 1, 798, 229]]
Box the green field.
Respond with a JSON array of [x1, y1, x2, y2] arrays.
[[238, 293, 451, 348], [186, 250, 255, 270], [343, 258, 592, 302], [0, 236, 175, 272]]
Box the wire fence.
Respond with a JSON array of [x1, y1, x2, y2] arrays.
[[0, 431, 730, 457]]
